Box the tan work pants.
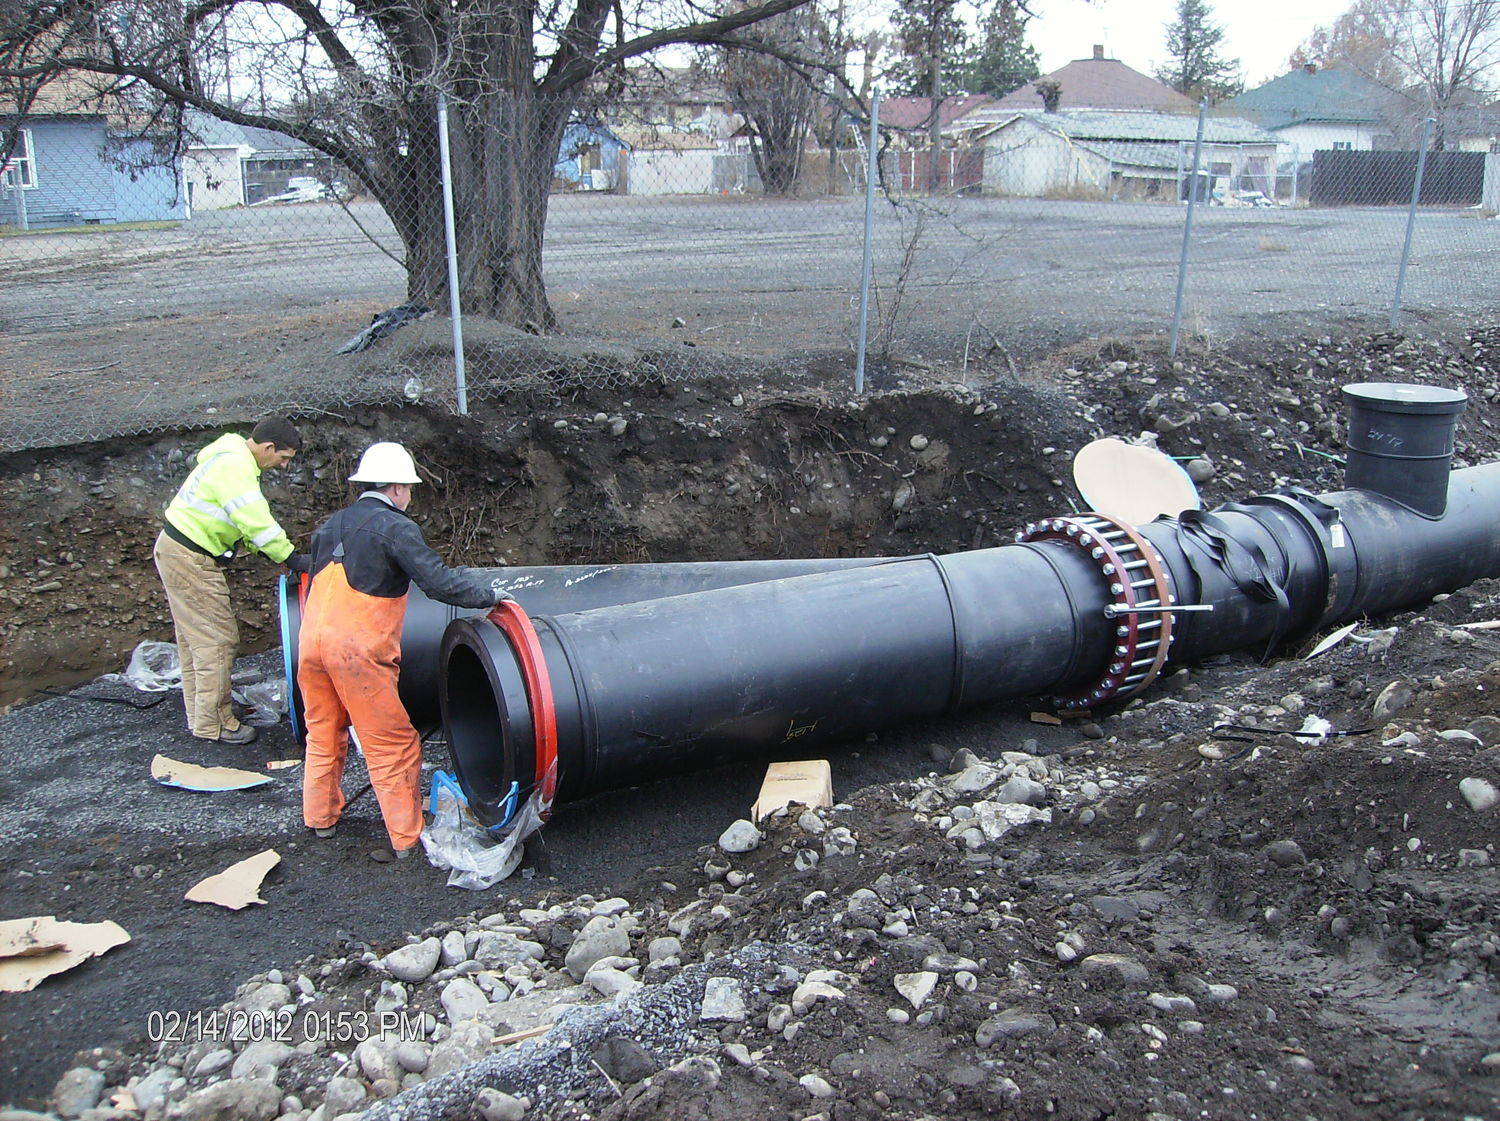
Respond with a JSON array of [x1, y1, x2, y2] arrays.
[[152, 531, 244, 739]]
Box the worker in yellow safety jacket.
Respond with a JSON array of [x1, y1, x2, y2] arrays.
[[153, 417, 310, 744]]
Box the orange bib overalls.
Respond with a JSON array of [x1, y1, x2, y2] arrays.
[[298, 560, 423, 850]]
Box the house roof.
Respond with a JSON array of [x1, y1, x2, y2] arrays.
[[1226, 66, 1391, 130], [970, 109, 1278, 146], [993, 56, 1195, 114], [620, 64, 730, 105], [1, 70, 118, 118], [183, 109, 323, 157], [611, 123, 717, 150], [877, 95, 995, 132]]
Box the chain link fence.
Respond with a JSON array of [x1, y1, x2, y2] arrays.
[[3, 89, 1499, 450]]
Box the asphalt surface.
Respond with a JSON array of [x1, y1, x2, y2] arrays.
[[0, 646, 1080, 1106], [4, 194, 1496, 451], [4, 195, 1496, 360]]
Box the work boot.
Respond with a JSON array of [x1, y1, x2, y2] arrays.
[[369, 845, 417, 864], [311, 825, 337, 839], [215, 724, 257, 745]]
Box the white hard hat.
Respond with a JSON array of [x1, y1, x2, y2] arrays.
[[349, 442, 422, 485]]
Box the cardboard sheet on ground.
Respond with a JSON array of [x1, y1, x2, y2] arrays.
[[1073, 438, 1201, 526], [0, 917, 66, 959], [753, 760, 833, 820], [185, 850, 281, 909], [151, 753, 273, 791], [0, 917, 130, 992]]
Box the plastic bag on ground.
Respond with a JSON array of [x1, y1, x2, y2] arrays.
[[99, 641, 286, 726], [98, 640, 182, 692], [232, 679, 287, 726], [420, 768, 553, 890]]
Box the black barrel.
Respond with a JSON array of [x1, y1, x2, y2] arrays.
[[1341, 382, 1467, 518]]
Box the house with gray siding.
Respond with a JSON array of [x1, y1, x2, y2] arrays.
[[2, 77, 188, 229]]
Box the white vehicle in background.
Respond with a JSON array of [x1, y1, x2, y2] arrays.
[[253, 176, 348, 205]]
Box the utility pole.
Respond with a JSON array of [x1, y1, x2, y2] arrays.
[[927, 2, 943, 195], [221, 17, 232, 106]]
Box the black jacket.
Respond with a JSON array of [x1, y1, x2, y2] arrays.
[[309, 494, 495, 607]]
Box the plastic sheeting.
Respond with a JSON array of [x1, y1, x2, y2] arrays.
[[98, 640, 287, 725], [420, 768, 553, 890]]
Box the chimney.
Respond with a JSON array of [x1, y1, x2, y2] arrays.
[[1093, 44, 1105, 61]]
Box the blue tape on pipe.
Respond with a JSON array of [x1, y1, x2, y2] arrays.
[[428, 770, 519, 834], [277, 573, 301, 742]]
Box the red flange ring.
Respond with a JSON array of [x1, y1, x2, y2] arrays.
[[1018, 513, 1176, 711], [487, 601, 559, 811]]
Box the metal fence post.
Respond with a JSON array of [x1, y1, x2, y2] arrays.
[[853, 90, 881, 395], [1391, 116, 1436, 332], [1168, 99, 1208, 358], [4, 168, 29, 231], [436, 91, 469, 415]]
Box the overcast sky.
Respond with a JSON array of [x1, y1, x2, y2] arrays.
[[1027, 0, 1356, 88]]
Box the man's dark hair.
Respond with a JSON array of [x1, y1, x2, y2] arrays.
[[251, 416, 302, 451]]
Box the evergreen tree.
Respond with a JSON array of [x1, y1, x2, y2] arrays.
[[961, 0, 1040, 98], [1155, 0, 1243, 103], [887, 0, 971, 97]]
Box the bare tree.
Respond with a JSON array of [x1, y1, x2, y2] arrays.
[[1386, 0, 1499, 148], [1289, 0, 1405, 86], [2, 0, 821, 330], [716, 2, 829, 195]]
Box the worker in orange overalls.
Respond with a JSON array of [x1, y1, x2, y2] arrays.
[[299, 442, 507, 862]]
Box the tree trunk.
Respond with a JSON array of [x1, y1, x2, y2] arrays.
[[383, 89, 573, 333], [928, 36, 942, 195]]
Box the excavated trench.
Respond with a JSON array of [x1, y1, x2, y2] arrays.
[[0, 376, 1097, 708], [3, 336, 1499, 1114]]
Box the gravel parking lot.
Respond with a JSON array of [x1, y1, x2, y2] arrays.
[[5, 193, 1497, 345], [2, 194, 1497, 447]]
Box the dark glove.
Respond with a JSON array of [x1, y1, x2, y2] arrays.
[[284, 552, 313, 575], [490, 579, 515, 607]]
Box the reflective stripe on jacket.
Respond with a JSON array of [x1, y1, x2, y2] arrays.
[[164, 433, 294, 563]]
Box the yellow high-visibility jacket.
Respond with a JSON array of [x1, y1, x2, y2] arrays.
[[164, 433, 294, 563]]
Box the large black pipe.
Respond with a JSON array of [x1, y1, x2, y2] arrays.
[[440, 391, 1496, 826], [277, 557, 894, 738]]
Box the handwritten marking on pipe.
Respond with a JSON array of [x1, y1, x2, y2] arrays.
[[783, 718, 819, 742], [563, 566, 621, 588]]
